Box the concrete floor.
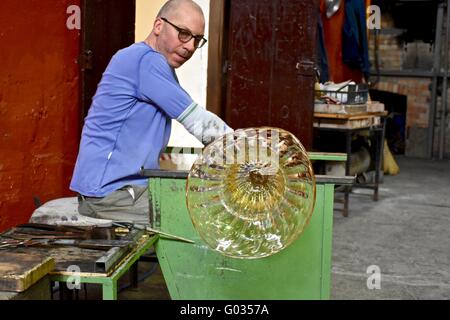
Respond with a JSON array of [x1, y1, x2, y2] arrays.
[[88, 156, 450, 300], [331, 156, 450, 299]]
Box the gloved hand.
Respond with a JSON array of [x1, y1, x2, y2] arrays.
[[177, 102, 233, 145]]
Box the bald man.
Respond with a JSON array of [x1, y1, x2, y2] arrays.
[[70, 0, 232, 225]]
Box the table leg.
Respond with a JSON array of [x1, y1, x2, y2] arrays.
[[58, 281, 64, 300], [130, 262, 139, 288], [344, 131, 352, 217], [102, 280, 118, 300], [373, 120, 386, 201], [373, 129, 380, 201], [50, 281, 55, 300]]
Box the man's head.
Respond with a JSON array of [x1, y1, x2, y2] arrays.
[[146, 0, 205, 68]]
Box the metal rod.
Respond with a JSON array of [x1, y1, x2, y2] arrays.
[[140, 168, 189, 179], [343, 131, 352, 217], [371, 69, 450, 78], [428, 3, 445, 158], [146, 226, 195, 244], [439, 0, 450, 159], [315, 175, 354, 185]]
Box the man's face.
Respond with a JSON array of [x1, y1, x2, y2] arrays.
[[155, 6, 205, 68]]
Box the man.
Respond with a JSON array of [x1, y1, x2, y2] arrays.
[[70, 0, 232, 226]]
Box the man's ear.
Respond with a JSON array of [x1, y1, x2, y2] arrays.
[[153, 18, 163, 36]]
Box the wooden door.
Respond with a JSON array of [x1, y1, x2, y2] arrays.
[[80, 0, 136, 121], [223, 0, 318, 149]]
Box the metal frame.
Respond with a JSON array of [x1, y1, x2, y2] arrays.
[[314, 120, 386, 217], [49, 234, 158, 300], [439, 0, 450, 159], [428, 2, 445, 159], [370, 3, 449, 159]]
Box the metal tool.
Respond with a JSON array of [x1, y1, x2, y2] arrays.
[[0, 238, 40, 249], [46, 239, 132, 250], [325, 0, 341, 18], [112, 221, 134, 230], [94, 229, 144, 273], [145, 226, 195, 244], [111, 221, 194, 243], [6, 223, 115, 240], [95, 246, 131, 273]]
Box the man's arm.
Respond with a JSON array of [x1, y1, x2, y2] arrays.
[[138, 53, 232, 143], [177, 102, 233, 145]]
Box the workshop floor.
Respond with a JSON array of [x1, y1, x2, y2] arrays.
[[72, 155, 449, 300], [331, 155, 450, 299]]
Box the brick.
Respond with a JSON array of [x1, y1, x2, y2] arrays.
[[392, 83, 399, 93]]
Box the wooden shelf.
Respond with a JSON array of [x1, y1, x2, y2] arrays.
[[314, 111, 388, 120]]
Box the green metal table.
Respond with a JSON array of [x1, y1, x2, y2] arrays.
[[143, 152, 351, 300], [49, 233, 159, 300]]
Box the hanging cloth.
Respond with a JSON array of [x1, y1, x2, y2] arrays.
[[342, 0, 370, 79], [317, 12, 330, 82]]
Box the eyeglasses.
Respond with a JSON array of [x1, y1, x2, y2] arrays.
[[161, 17, 207, 49]]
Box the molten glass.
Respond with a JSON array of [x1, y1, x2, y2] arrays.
[[186, 127, 315, 259]]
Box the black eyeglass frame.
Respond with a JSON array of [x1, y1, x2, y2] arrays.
[[160, 17, 207, 49]]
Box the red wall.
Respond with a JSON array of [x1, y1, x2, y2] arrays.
[[0, 1, 81, 231]]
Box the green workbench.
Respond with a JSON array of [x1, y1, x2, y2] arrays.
[[49, 233, 159, 300], [143, 152, 351, 300]]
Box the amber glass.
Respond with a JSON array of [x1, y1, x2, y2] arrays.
[[186, 127, 315, 259]]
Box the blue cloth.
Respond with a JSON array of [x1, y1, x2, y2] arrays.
[[317, 12, 330, 83], [342, 0, 370, 79], [70, 42, 193, 197]]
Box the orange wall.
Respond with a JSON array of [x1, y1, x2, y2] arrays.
[[0, 1, 81, 231]]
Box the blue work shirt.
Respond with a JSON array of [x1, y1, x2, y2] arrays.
[[70, 42, 193, 197]]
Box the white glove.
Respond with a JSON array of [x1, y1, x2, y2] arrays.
[[177, 102, 233, 145]]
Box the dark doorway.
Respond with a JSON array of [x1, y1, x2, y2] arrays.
[[370, 89, 407, 154], [220, 0, 318, 150], [80, 0, 136, 125]]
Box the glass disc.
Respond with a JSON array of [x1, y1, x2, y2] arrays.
[[186, 127, 316, 259]]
